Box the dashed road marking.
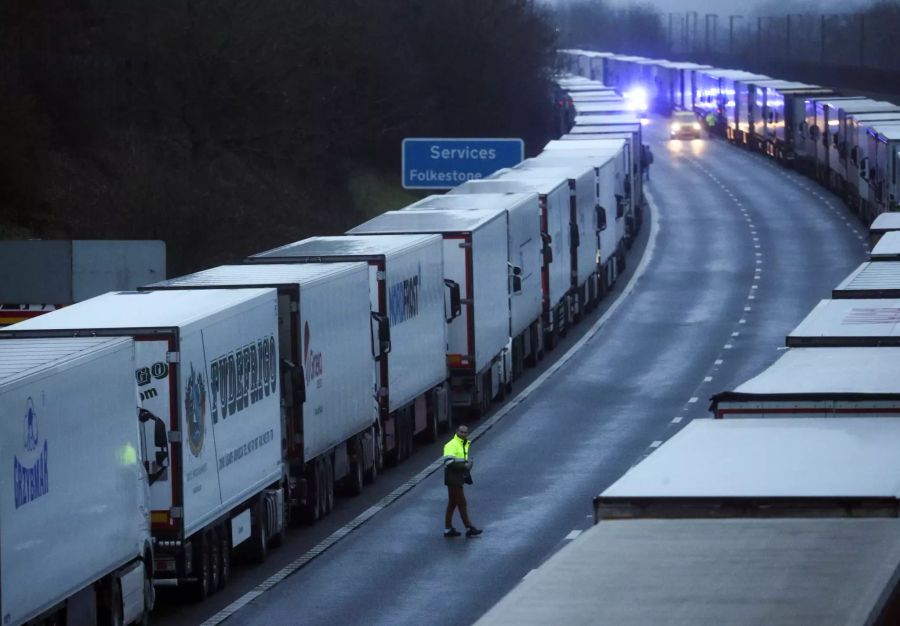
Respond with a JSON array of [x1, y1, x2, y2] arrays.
[[672, 416, 683, 423], [688, 397, 699, 403], [565, 530, 582, 541], [650, 440, 663, 448]]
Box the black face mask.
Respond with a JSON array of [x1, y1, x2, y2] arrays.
[[458, 433, 468, 441]]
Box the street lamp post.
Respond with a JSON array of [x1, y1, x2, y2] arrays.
[[729, 15, 744, 58]]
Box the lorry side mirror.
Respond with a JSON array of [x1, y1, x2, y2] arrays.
[[861, 157, 870, 180], [371, 312, 391, 355], [444, 279, 461, 322], [615, 194, 626, 219], [139, 408, 169, 485], [290, 361, 306, 404], [510, 265, 523, 295], [595, 205, 607, 232]]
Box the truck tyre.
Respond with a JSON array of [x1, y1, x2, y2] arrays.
[[191, 538, 212, 601], [302, 463, 322, 524], [209, 531, 221, 592], [365, 427, 380, 484], [141, 575, 153, 626], [109, 581, 124, 626], [324, 456, 335, 514], [249, 501, 269, 563], [347, 439, 365, 496], [217, 527, 231, 590]]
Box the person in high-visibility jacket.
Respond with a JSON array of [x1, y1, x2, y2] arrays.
[[442, 424, 482, 537]]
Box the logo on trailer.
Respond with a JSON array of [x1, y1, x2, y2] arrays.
[[184, 364, 207, 457], [304, 322, 324, 385], [14, 397, 49, 509], [389, 265, 421, 326]]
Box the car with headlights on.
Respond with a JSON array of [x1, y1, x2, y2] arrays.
[[670, 111, 702, 139]]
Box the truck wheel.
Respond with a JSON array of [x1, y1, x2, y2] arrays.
[[364, 429, 380, 484], [110, 581, 124, 626], [217, 527, 231, 590], [141, 573, 153, 626], [347, 440, 365, 496], [192, 539, 212, 601], [249, 502, 269, 563], [209, 531, 221, 592], [324, 457, 335, 514], [301, 463, 321, 524]]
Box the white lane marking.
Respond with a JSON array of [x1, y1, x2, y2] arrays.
[[724, 344, 733, 349], [731, 332, 740, 337], [777, 346, 789, 350], [703, 376, 712, 382], [199, 172, 666, 626], [688, 397, 699, 403], [672, 416, 683, 423], [650, 440, 663, 448], [739, 318, 746, 324], [565, 530, 583, 541], [715, 359, 724, 365]]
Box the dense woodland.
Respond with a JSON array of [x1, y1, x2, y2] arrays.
[[0, 1, 557, 273]]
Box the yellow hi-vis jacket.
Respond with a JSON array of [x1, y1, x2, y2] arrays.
[[443, 434, 471, 486]]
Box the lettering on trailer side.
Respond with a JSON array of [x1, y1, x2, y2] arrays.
[[389, 265, 421, 326], [304, 322, 324, 388], [14, 397, 49, 509], [135, 361, 169, 402], [209, 335, 277, 424]]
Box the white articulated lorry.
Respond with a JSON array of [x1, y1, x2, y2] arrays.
[[710, 346, 900, 419], [409, 193, 544, 382], [144, 263, 378, 521], [245, 237, 451, 465], [479, 418, 900, 625], [0, 336, 167, 626], [450, 175, 571, 348], [349, 209, 509, 417], [3, 289, 283, 600]]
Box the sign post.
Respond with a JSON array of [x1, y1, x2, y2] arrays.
[[402, 138, 524, 190]]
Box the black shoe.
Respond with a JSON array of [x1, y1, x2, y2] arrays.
[[465, 526, 482, 537], [444, 528, 461, 537]]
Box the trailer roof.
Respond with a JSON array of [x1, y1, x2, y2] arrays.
[[348, 208, 505, 235], [700, 68, 769, 81], [574, 113, 642, 126], [870, 212, 900, 232], [830, 100, 900, 114], [145, 262, 366, 289], [600, 417, 900, 500], [719, 347, 900, 396], [871, 231, 900, 259], [248, 235, 440, 263], [658, 61, 711, 70], [542, 138, 627, 155], [451, 177, 567, 197], [787, 298, 900, 346], [573, 101, 633, 115], [3, 288, 273, 332], [834, 262, 900, 298], [404, 192, 536, 213], [500, 163, 594, 185], [475, 517, 900, 626], [876, 126, 900, 141], [568, 124, 639, 134], [849, 112, 900, 123], [0, 336, 131, 384]]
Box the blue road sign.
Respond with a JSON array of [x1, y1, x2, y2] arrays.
[[402, 138, 524, 190]]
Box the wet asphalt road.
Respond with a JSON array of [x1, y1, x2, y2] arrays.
[[155, 120, 867, 626]]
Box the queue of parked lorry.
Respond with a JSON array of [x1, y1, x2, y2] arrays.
[[480, 48, 900, 622], [560, 49, 900, 226], [0, 67, 653, 625]]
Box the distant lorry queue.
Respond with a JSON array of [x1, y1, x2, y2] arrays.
[[0, 78, 648, 623]]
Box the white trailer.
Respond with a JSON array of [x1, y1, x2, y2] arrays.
[[843, 114, 900, 217], [513, 158, 609, 313], [144, 263, 379, 520], [451, 175, 571, 347], [478, 418, 900, 626], [349, 209, 509, 417], [416, 193, 543, 381], [0, 336, 166, 626], [535, 140, 630, 283], [799, 95, 865, 176], [866, 124, 900, 220], [4, 289, 283, 599], [833, 261, 900, 299], [710, 347, 900, 418], [245, 236, 451, 463], [786, 298, 900, 347]]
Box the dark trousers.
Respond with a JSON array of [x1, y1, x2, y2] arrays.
[[445, 485, 471, 528]]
